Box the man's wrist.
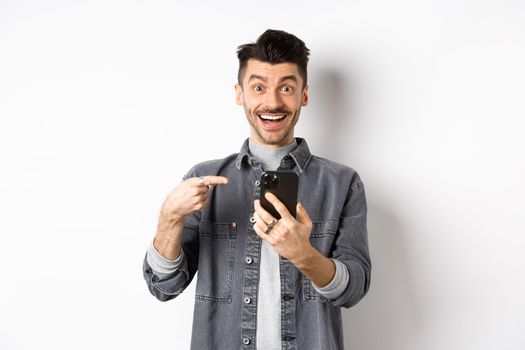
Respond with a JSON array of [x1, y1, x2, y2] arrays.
[[291, 245, 336, 288], [159, 210, 185, 226], [313, 259, 350, 299], [154, 233, 183, 261], [289, 244, 317, 269], [147, 240, 184, 278]]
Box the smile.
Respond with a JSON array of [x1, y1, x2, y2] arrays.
[[258, 114, 286, 121]]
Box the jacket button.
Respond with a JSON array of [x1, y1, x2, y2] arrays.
[[243, 296, 251, 304], [249, 216, 256, 224], [255, 180, 261, 187], [243, 337, 251, 345], [245, 257, 253, 264]]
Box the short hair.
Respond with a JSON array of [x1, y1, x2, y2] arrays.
[[236, 29, 310, 87]]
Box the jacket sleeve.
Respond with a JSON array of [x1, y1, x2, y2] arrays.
[[329, 173, 372, 308], [143, 211, 200, 302]]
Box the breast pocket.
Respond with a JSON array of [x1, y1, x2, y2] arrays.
[[196, 221, 237, 303], [303, 219, 338, 301]]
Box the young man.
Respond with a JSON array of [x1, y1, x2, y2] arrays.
[[143, 29, 371, 350]]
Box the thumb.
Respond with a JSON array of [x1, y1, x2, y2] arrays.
[[296, 202, 312, 225]]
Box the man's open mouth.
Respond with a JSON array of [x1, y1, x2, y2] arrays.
[[258, 114, 287, 127], [259, 114, 286, 121]]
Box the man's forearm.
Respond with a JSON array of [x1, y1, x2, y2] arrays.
[[291, 246, 336, 288], [313, 259, 349, 299], [153, 213, 185, 260], [147, 240, 184, 278]]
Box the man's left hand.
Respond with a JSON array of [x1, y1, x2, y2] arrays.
[[253, 193, 314, 262]]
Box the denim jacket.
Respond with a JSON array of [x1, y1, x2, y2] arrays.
[[143, 138, 371, 350]]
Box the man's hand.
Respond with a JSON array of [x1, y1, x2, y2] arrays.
[[155, 175, 229, 260], [253, 192, 336, 288], [160, 176, 229, 220], [253, 192, 313, 262]]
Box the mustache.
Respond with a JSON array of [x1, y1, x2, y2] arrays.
[[256, 108, 291, 115]]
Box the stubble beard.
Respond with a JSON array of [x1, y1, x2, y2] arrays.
[[244, 105, 300, 146]]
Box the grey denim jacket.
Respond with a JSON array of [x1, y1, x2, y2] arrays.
[[143, 138, 371, 350]]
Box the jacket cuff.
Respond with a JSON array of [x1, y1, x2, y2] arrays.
[[313, 259, 349, 300], [146, 239, 184, 279]]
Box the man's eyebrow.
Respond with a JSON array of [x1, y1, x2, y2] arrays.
[[279, 75, 298, 84], [248, 74, 267, 83], [247, 74, 299, 84]]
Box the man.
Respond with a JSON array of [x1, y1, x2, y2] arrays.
[[143, 29, 371, 350]]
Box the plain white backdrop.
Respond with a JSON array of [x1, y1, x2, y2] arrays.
[[1, 1, 524, 349]]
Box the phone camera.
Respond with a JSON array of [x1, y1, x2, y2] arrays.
[[271, 174, 279, 186], [263, 173, 279, 187]]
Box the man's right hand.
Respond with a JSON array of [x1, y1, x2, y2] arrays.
[[154, 176, 229, 260]]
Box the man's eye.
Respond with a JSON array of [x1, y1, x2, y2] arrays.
[[254, 86, 263, 91], [282, 86, 293, 93]]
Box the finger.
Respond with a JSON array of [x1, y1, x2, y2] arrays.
[[253, 212, 266, 229], [192, 190, 209, 205], [202, 176, 229, 186], [198, 191, 209, 204], [193, 190, 208, 202], [186, 186, 208, 200], [192, 176, 228, 188], [252, 211, 266, 232], [254, 200, 276, 225], [253, 221, 276, 245], [252, 210, 262, 225], [193, 195, 209, 211], [296, 202, 312, 225], [195, 185, 209, 195], [264, 192, 292, 220]]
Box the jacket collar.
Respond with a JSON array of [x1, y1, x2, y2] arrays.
[[235, 137, 312, 173]]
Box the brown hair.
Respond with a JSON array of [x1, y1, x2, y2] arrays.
[[236, 29, 310, 87]]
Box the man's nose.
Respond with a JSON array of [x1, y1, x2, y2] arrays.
[[264, 89, 284, 109]]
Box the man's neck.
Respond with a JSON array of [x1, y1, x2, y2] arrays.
[[248, 138, 298, 171]]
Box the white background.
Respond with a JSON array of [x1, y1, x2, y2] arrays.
[[1, 1, 524, 349]]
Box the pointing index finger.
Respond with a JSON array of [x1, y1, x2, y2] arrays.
[[200, 176, 229, 186]]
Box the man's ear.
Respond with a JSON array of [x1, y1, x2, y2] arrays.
[[301, 85, 309, 107], [235, 84, 243, 105]]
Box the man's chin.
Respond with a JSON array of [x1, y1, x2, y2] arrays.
[[260, 134, 292, 147]]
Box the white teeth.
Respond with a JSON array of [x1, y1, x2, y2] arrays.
[[260, 114, 285, 120]]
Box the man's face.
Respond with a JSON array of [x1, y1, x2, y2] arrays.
[[235, 59, 309, 148]]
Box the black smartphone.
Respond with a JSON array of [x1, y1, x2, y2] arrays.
[[260, 171, 299, 219]]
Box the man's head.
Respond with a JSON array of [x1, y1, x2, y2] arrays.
[[235, 30, 311, 147], [237, 29, 310, 88]]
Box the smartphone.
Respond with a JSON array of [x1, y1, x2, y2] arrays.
[[260, 171, 299, 219]]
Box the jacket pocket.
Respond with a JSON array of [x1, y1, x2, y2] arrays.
[[195, 221, 237, 303], [303, 219, 338, 301]]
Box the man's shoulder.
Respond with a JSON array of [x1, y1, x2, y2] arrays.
[[308, 155, 364, 189], [183, 153, 239, 178], [309, 154, 357, 175]]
